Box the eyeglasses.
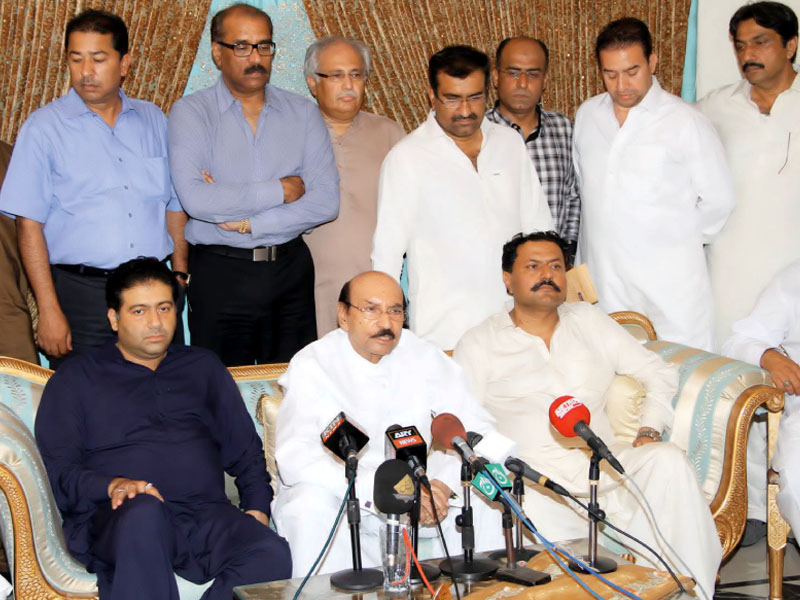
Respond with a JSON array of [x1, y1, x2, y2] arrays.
[[436, 92, 486, 108], [500, 68, 543, 80], [216, 40, 276, 57], [343, 301, 406, 321], [316, 70, 366, 82]]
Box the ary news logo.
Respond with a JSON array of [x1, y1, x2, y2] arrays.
[[389, 427, 424, 448], [553, 396, 581, 420]]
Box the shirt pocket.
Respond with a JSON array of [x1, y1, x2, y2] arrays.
[[132, 156, 171, 204]]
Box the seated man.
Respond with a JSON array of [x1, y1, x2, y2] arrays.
[[723, 260, 800, 540], [453, 232, 721, 600], [273, 270, 502, 576], [34, 258, 291, 600]]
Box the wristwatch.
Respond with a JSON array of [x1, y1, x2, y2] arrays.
[[636, 427, 662, 442], [173, 271, 191, 285]]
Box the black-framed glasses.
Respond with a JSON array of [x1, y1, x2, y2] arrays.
[[216, 40, 276, 57], [315, 70, 366, 82], [343, 301, 406, 321]]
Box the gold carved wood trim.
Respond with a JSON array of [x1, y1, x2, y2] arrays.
[[0, 466, 97, 599], [228, 363, 289, 382], [609, 311, 658, 341], [0, 357, 53, 385]]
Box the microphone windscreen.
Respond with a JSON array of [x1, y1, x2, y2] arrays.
[[549, 396, 591, 438], [374, 459, 416, 514], [430, 413, 467, 450], [473, 430, 518, 464]]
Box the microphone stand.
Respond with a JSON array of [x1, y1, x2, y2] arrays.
[[489, 472, 539, 562], [439, 463, 499, 581], [329, 461, 383, 590], [568, 452, 617, 574], [408, 477, 442, 584]]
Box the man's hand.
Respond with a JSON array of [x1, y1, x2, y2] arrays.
[[107, 477, 164, 510], [201, 169, 215, 184], [37, 305, 72, 357], [419, 480, 452, 526], [218, 220, 251, 233], [280, 175, 305, 203], [632, 436, 659, 448], [245, 509, 269, 527], [762, 349, 800, 395]]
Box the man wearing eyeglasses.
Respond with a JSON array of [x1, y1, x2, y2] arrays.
[[303, 37, 405, 336], [273, 270, 502, 576], [486, 37, 581, 263], [371, 45, 553, 351], [168, 3, 339, 366]]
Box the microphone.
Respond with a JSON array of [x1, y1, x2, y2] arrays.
[[548, 396, 625, 475], [385, 424, 431, 490], [320, 412, 370, 475], [504, 457, 570, 497], [472, 430, 519, 465], [374, 459, 416, 569], [430, 412, 479, 465]]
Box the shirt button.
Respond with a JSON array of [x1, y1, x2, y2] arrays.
[[128, 212, 133, 218], [124, 185, 129, 190], [118, 157, 123, 162], [130, 243, 134, 248]]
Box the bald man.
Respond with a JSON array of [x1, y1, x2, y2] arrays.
[[272, 271, 502, 576]]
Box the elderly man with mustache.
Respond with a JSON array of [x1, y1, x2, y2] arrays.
[[372, 45, 553, 351], [302, 37, 405, 336], [272, 270, 503, 576], [168, 3, 339, 366]]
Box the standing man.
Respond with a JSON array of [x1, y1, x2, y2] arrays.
[[35, 257, 291, 599], [698, 1, 800, 546], [303, 37, 404, 335], [487, 37, 581, 260], [372, 45, 553, 350], [169, 3, 339, 366], [574, 17, 734, 351], [0, 10, 188, 369], [698, 1, 799, 346]]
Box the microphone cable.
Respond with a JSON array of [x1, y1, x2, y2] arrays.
[[291, 478, 353, 600], [429, 492, 461, 600], [481, 467, 645, 600], [623, 473, 707, 600], [560, 486, 688, 594]]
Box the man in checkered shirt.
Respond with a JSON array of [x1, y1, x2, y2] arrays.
[[486, 37, 580, 262]]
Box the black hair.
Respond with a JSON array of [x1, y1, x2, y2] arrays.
[[502, 231, 569, 272], [338, 280, 351, 305], [595, 17, 653, 62], [106, 257, 179, 312], [496, 37, 550, 71], [211, 3, 273, 42], [730, 1, 798, 62], [428, 45, 490, 95], [65, 9, 128, 56]]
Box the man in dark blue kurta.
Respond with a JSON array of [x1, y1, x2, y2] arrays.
[[35, 257, 291, 600]]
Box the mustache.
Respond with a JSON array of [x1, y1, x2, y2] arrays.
[[78, 77, 97, 86], [532, 279, 561, 292], [742, 61, 765, 71], [371, 328, 396, 339], [452, 113, 478, 122], [244, 64, 268, 75], [336, 90, 359, 99]]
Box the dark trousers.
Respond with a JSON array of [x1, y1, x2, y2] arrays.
[[88, 495, 291, 600], [49, 266, 185, 369], [188, 241, 317, 366]]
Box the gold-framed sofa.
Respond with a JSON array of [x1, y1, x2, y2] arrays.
[[0, 311, 788, 598]]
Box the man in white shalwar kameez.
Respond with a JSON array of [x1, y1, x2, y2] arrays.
[[273, 271, 503, 577], [697, 1, 800, 544], [574, 18, 734, 351], [454, 232, 722, 600], [371, 45, 553, 350], [723, 260, 800, 540]]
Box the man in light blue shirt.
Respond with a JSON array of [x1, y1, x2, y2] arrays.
[[0, 9, 188, 369], [168, 3, 339, 366]]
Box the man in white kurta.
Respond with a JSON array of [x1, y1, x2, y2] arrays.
[[273, 271, 502, 577], [454, 232, 722, 600], [371, 45, 552, 350], [574, 18, 734, 351], [696, 2, 800, 541], [723, 260, 800, 539]]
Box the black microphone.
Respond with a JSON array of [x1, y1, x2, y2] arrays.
[[320, 412, 370, 475], [374, 459, 416, 569], [385, 424, 431, 490], [504, 457, 570, 497]]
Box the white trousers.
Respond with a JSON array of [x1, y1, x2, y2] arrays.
[[272, 482, 505, 578], [518, 443, 721, 600]]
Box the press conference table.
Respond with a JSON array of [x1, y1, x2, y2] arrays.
[[233, 540, 695, 599]]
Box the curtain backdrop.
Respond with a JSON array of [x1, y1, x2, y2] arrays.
[[304, 0, 692, 132], [0, 0, 211, 143]]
